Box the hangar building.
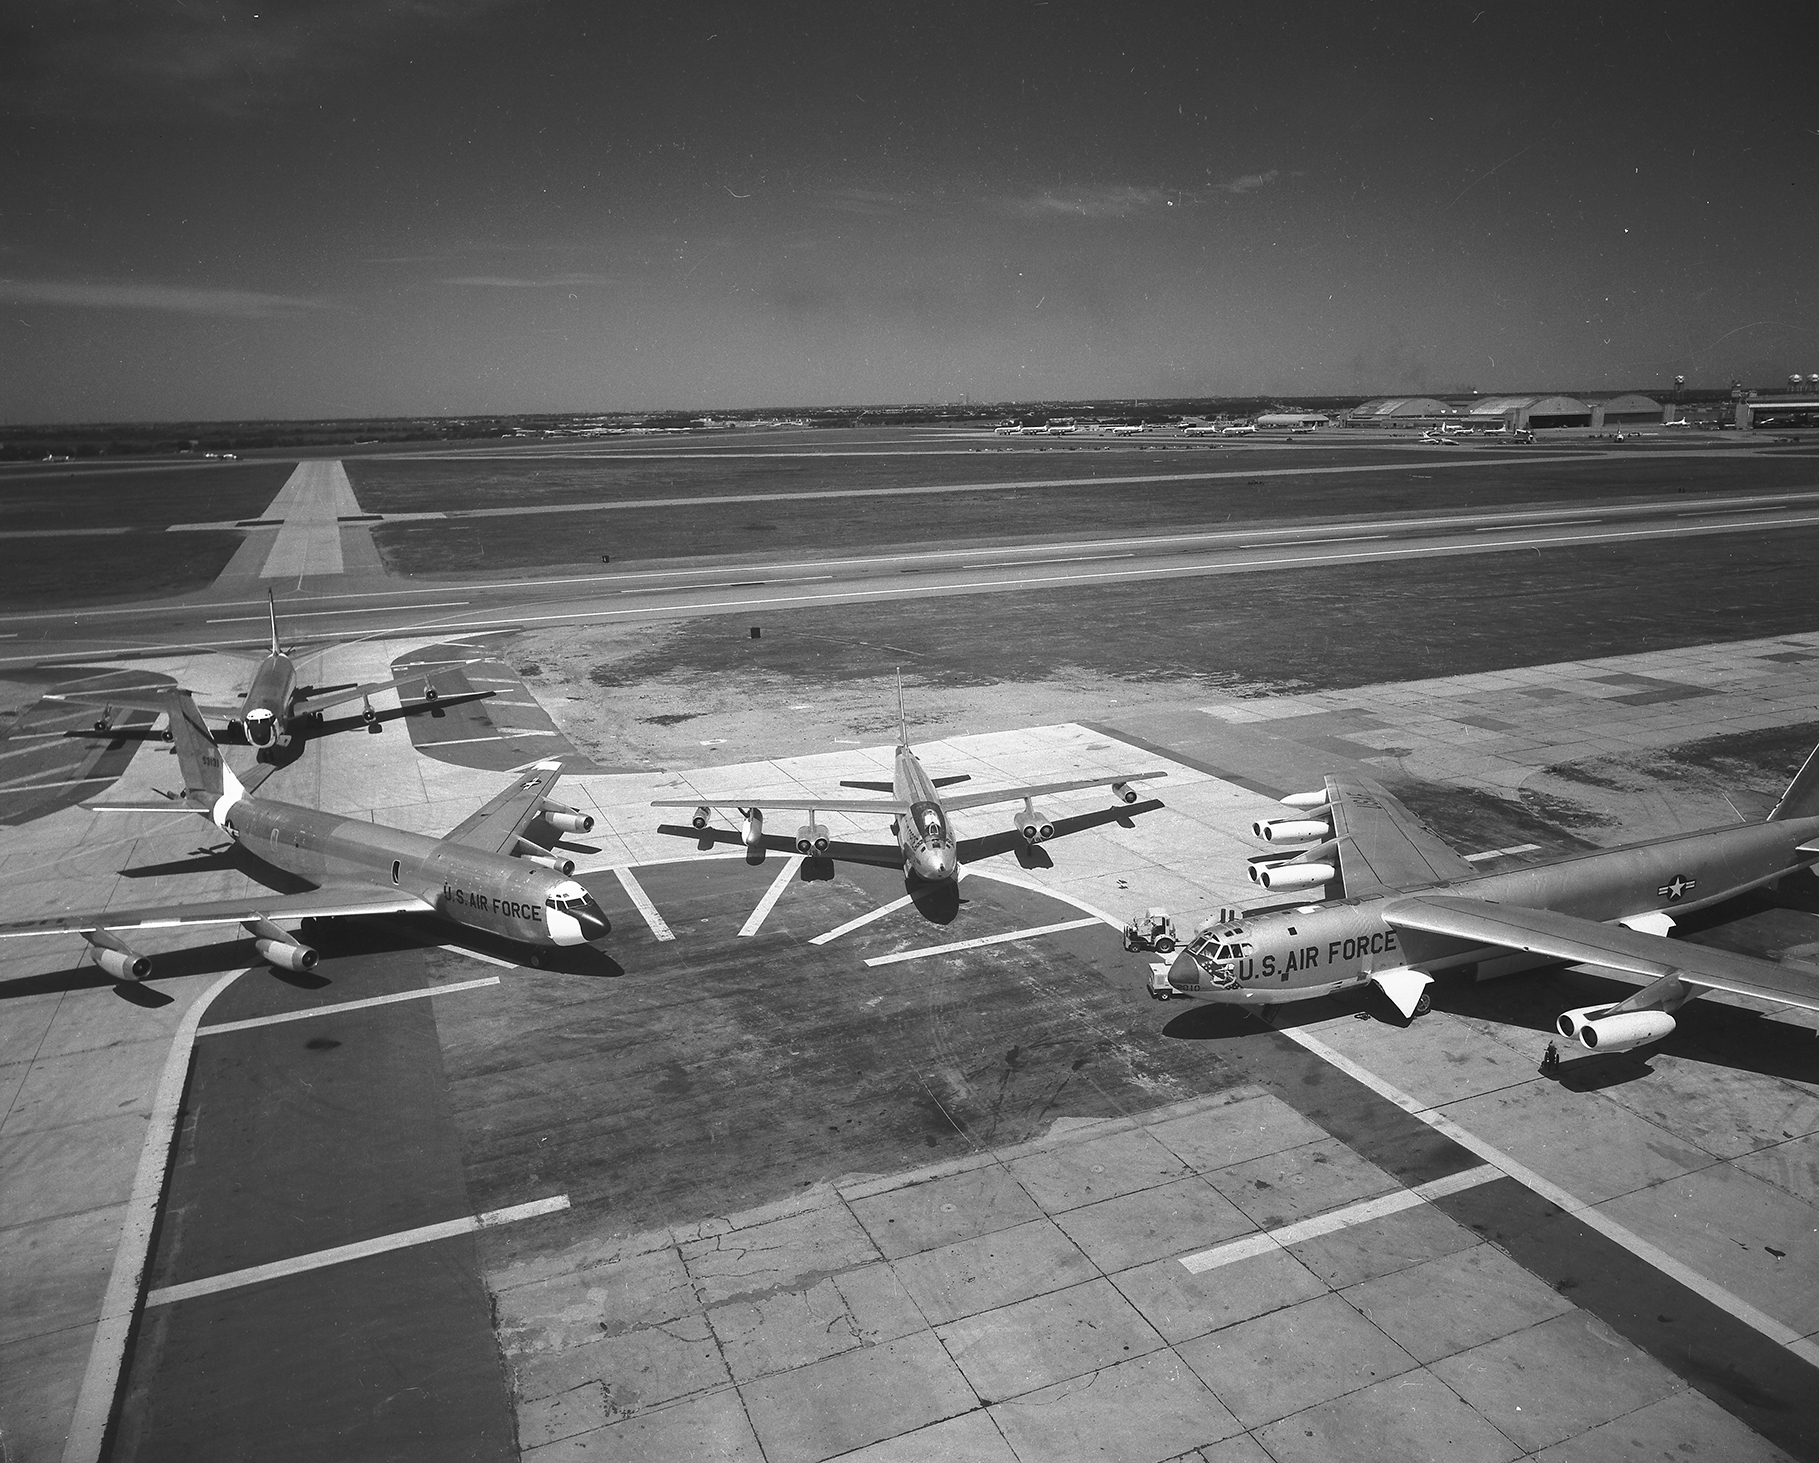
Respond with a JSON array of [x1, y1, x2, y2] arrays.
[[1343, 398, 1466, 428]]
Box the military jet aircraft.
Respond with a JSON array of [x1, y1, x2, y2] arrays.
[[50, 593, 485, 753], [0, 690, 609, 980], [653, 677, 1165, 883], [1153, 755, 1819, 1052]]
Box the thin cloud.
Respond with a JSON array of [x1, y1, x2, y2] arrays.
[[0, 278, 330, 317], [438, 273, 621, 288], [1003, 186, 1178, 219], [1215, 170, 1282, 194]]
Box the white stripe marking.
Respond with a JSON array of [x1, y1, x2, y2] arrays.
[[739, 855, 804, 937], [62, 967, 250, 1463], [439, 944, 519, 969], [1463, 842, 1543, 863], [198, 977, 499, 1035], [1277, 1024, 1819, 1369], [144, 1195, 570, 1308], [614, 867, 675, 940], [1179, 1164, 1500, 1273], [810, 893, 916, 945], [419, 730, 559, 748], [864, 916, 1101, 967]]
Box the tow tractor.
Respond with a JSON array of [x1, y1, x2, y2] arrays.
[[1122, 907, 1178, 954]]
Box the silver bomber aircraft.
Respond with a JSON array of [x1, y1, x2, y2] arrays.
[[653, 678, 1165, 884], [0, 691, 610, 980], [51, 593, 482, 753], [1153, 753, 1819, 1053]]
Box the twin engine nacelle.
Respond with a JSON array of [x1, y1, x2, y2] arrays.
[[514, 836, 576, 876], [1557, 1004, 1677, 1053], [1247, 861, 1335, 891], [1014, 805, 1056, 842], [539, 801, 595, 835], [1253, 818, 1331, 843], [795, 822, 830, 855]]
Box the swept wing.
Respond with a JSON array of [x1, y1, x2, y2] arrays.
[[442, 761, 570, 853], [1323, 775, 1476, 898], [653, 794, 911, 815], [940, 771, 1164, 812], [0, 885, 432, 940], [1383, 893, 1819, 1014]]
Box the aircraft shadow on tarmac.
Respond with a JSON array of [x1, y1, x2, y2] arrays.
[[119, 841, 315, 892], [243, 691, 495, 769]]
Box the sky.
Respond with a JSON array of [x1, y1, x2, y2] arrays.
[[2, 1, 1815, 422]]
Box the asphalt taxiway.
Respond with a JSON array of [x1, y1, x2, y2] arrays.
[[2, 428, 1817, 1463]]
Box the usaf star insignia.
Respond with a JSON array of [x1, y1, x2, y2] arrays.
[[1657, 874, 1696, 900]]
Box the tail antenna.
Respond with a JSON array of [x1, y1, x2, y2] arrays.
[[268, 591, 281, 656]]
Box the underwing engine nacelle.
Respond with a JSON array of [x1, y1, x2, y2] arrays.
[[243, 917, 320, 973], [1557, 1005, 1677, 1052], [1248, 861, 1335, 891], [1253, 818, 1331, 842], [690, 805, 710, 830], [1015, 801, 1055, 842], [795, 821, 830, 855], [540, 802, 595, 835], [1111, 780, 1141, 805], [83, 929, 152, 981], [741, 809, 765, 849], [514, 837, 576, 876]]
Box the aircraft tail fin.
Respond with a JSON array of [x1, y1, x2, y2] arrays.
[[168, 690, 246, 811], [268, 591, 281, 656], [1768, 738, 1819, 821], [896, 668, 908, 748]]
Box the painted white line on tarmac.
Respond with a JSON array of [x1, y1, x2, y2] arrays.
[[614, 867, 675, 940], [811, 893, 916, 945], [1179, 1164, 1501, 1274], [0, 774, 116, 793], [1277, 1023, 1819, 1370], [197, 977, 500, 1035], [144, 1195, 570, 1308], [1464, 842, 1543, 862], [61, 967, 250, 1463], [205, 599, 470, 623], [439, 944, 519, 969], [740, 855, 804, 937], [960, 868, 1128, 930], [864, 916, 1101, 967]]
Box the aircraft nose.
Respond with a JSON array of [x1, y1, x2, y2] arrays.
[[573, 898, 611, 941]]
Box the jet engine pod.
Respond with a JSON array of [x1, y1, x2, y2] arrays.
[[540, 804, 595, 834], [1014, 805, 1055, 842], [1253, 861, 1335, 892], [83, 930, 151, 981], [795, 821, 830, 855], [1111, 780, 1140, 805], [1253, 818, 1331, 843], [1557, 1005, 1676, 1052], [255, 938, 320, 973], [691, 805, 710, 830], [740, 809, 765, 849]]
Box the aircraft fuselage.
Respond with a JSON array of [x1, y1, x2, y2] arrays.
[[1171, 816, 1819, 1003], [216, 794, 609, 946], [894, 743, 958, 882], [240, 653, 298, 748]]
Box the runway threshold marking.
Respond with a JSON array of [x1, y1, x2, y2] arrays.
[[1179, 1164, 1501, 1274], [614, 867, 675, 940], [197, 977, 500, 1035], [143, 1195, 571, 1309], [1276, 1023, 1819, 1369], [739, 855, 804, 937], [810, 893, 917, 945], [62, 967, 250, 1463], [864, 916, 1102, 967]]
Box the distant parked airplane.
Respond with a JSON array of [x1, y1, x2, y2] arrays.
[[654, 675, 1165, 884], [52, 593, 488, 754]]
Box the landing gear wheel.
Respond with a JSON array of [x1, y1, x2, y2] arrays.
[[1154, 936, 1176, 954], [1413, 990, 1432, 1017]]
